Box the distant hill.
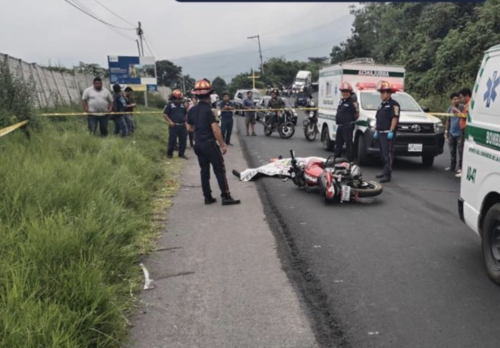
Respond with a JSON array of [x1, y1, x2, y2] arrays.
[[172, 14, 353, 83]]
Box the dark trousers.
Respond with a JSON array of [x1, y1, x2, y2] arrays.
[[221, 117, 234, 144], [448, 134, 462, 170], [188, 131, 194, 147], [88, 115, 109, 137], [124, 115, 135, 134], [194, 142, 230, 198], [457, 129, 465, 169], [334, 123, 353, 160], [113, 116, 129, 137], [379, 132, 396, 177], [168, 125, 187, 157]]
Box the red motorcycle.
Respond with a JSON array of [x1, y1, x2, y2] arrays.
[[287, 150, 383, 203]]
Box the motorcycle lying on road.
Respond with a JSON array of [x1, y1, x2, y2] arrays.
[[287, 150, 383, 203], [258, 111, 295, 139]]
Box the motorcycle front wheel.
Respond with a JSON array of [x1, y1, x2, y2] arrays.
[[304, 123, 317, 141], [349, 181, 383, 198], [279, 121, 295, 139]]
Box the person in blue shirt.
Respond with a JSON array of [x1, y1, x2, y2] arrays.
[[219, 93, 235, 146], [111, 84, 129, 137], [445, 92, 464, 172], [163, 89, 188, 159]]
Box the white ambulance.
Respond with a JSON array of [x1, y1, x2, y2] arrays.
[[459, 45, 500, 284], [318, 60, 445, 166]]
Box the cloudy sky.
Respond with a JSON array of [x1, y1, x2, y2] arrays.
[[0, 0, 353, 68]]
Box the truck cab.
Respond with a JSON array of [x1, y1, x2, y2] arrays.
[[293, 71, 312, 93], [317, 63, 445, 166], [459, 45, 500, 284]]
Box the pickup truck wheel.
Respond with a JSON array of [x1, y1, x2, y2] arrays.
[[322, 127, 333, 151], [422, 155, 434, 167], [482, 203, 500, 285], [356, 134, 368, 166]]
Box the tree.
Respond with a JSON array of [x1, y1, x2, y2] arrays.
[[156, 60, 182, 87], [75, 62, 108, 78], [212, 77, 228, 96]]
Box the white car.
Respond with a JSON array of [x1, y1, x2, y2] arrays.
[[459, 44, 500, 284]]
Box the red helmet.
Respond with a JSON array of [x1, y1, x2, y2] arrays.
[[376, 81, 393, 92], [339, 82, 353, 92], [171, 89, 184, 99], [192, 78, 213, 95]]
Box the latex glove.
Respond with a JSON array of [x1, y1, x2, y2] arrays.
[[373, 131, 379, 140], [388, 130, 394, 140]]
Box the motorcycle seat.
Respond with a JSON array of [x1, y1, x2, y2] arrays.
[[305, 158, 325, 170]]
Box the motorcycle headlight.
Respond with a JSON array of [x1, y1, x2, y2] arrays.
[[434, 122, 444, 133], [368, 118, 376, 129]]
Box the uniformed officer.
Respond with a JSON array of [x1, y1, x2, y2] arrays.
[[163, 89, 188, 159], [334, 82, 359, 161], [187, 79, 240, 206], [374, 81, 400, 183]]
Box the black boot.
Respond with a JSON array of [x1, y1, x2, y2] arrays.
[[379, 176, 391, 183], [222, 195, 241, 206], [205, 196, 217, 205], [375, 172, 385, 179], [232, 170, 241, 179]]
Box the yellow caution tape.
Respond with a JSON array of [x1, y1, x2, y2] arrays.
[[427, 112, 467, 118], [0, 120, 29, 138]]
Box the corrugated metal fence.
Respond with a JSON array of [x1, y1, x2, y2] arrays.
[[1, 53, 109, 108]]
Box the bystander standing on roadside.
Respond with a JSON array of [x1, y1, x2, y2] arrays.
[[124, 87, 136, 135], [111, 84, 129, 137], [456, 88, 472, 178], [445, 92, 464, 172], [164, 89, 189, 159], [219, 93, 235, 146], [82, 77, 113, 137], [243, 91, 257, 136]]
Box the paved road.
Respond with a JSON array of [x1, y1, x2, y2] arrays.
[[234, 101, 500, 348]]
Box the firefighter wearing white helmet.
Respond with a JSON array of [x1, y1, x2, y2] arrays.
[[187, 79, 240, 206], [334, 82, 359, 161], [374, 80, 400, 183]]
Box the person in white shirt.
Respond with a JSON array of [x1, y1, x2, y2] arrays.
[[82, 77, 113, 136]]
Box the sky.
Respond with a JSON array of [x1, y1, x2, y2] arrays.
[[0, 0, 353, 68]]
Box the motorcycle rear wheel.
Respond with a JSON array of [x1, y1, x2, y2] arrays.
[[279, 122, 295, 139], [349, 181, 383, 198]]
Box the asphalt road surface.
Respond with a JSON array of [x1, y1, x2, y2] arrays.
[[234, 100, 500, 348]]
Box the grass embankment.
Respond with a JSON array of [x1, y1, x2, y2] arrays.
[[0, 107, 182, 348]]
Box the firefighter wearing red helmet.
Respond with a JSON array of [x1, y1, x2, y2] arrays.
[[374, 80, 400, 183], [334, 82, 359, 161], [163, 89, 188, 159], [187, 79, 240, 206]]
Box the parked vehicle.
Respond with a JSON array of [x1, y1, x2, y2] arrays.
[[317, 60, 445, 166], [459, 44, 500, 285], [294, 92, 309, 108], [256, 96, 298, 125], [303, 99, 318, 141], [293, 70, 312, 93], [287, 150, 383, 203], [233, 89, 262, 115]]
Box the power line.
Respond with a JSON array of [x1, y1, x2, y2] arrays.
[[144, 33, 160, 58], [64, 0, 136, 30], [144, 38, 154, 57], [92, 0, 136, 27]]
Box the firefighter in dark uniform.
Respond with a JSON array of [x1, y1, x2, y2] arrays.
[[187, 79, 240, 206], [374, 81, 400, 183], [334, 82, 359, 161], [163, 89, 188, 159]]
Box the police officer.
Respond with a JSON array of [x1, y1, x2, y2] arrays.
[[268, 90, 285, 130], [374, 81, 400, 183], [334, 82, 359, 161], [164, 89, 188, 159], [187, 79, 240, 206]]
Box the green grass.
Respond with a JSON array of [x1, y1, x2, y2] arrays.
[[0, 106, 182, 348]]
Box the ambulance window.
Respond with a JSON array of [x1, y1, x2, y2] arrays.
[[326, 82, 331, 97], [361, 92, 421, 111]]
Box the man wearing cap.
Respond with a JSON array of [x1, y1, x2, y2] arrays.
[[334, 82, 359, 161], [164, 89, 188, 159], [374, 81, 400, 183], [187, 79, 240, 206]]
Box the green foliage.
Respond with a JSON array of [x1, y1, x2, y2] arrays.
[[156, 60, 182, 87], [0, 61, 34, 128], [330, 0, 500, 109], [75, 62, 108, 78], [212, 76, 228, 95], [0, 107, 181, 348]]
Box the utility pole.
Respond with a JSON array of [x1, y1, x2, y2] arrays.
[[136, 21, 148, 107], [247, 35, 264, 74], [136, 40, 141, 56]]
